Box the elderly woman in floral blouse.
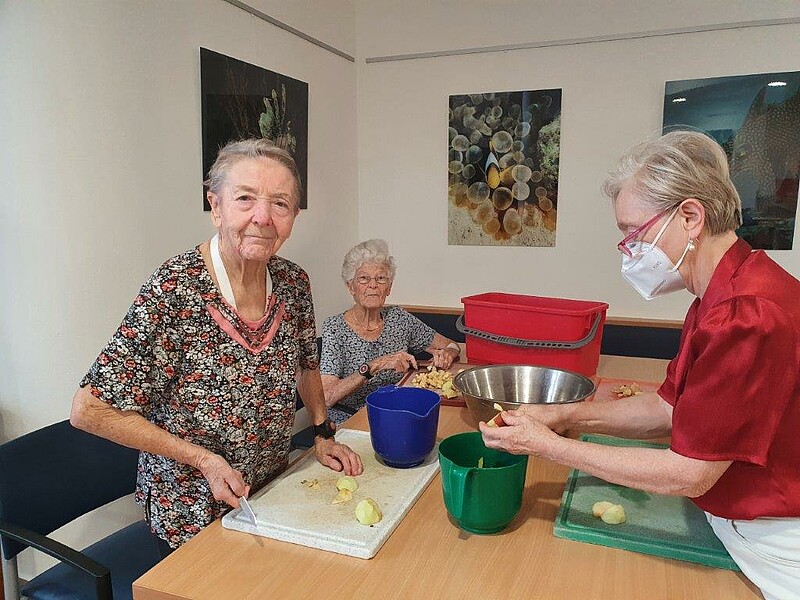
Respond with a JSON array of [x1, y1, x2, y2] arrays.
[[320, 239, 461, 424], [71, 138, 362, 555]]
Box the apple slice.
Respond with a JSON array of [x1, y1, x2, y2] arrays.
[[336, 476, 358, 493]]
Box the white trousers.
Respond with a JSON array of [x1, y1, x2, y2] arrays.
[[706, 512, 800, 600]]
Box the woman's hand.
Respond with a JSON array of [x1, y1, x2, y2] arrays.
[[509, 403, 575, 435], [479, 409, 563, 457], [196, 452, 250, 508], [431, 347, 459, 370], [314, 438, 364, 476], [369, 351, 418, 374]]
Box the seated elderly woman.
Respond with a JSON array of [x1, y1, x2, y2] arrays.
[[320, 239, 461, 424], [481, 131, 800, 600], [70, 138, 362, 557]]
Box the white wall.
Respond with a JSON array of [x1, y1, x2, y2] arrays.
[[0, 0, 358, 437], [356, 0, 800, 57], [355, 2, 800, 321], [247, 0, 356, 57], [0, 0, 357, 578]]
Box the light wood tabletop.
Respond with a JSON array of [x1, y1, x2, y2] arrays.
[[133, 356, 760, 600]]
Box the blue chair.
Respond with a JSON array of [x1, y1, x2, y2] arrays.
[[0, 420, 162, 600]]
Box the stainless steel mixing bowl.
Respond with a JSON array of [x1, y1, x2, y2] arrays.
[[453, 364, 596, 425]]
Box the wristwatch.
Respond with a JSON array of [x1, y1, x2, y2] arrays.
[[313, 418, 336, 440], [358, 362, 373, 380]]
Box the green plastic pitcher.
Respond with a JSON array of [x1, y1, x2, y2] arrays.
[[438, 431, 528, 534]]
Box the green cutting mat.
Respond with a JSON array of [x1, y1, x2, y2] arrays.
[[553, 435, 739, 571]]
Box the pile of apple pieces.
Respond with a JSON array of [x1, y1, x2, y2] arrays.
[[410, 366, 459, 399]]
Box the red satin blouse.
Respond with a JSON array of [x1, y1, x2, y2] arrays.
[[659, 238, 800, 519]]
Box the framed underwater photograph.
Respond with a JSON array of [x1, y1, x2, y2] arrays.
[[447, 89, 562, 247], [663, 71, 800, 250], [200, 48, 309, 210]]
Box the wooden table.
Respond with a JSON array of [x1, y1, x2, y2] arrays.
[[133, 356, 760, 600]]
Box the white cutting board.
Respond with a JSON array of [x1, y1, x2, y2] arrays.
[[221, 429, 440, 559]]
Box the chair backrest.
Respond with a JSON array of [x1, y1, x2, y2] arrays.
[[0, 420, 140, 559]]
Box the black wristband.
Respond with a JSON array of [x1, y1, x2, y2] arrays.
[[313, 419, 336, 439]]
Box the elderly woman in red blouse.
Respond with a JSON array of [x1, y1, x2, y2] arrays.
[[71, 139, 362, 556], [481, 131, 800, 599]]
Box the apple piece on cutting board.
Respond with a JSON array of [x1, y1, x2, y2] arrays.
[[355, 498, 382, 525]]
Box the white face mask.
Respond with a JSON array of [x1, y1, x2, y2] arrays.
[[620, 209, 694, 301]]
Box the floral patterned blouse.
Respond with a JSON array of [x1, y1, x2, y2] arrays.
[[320, 306, 435, 424], [80, 247, 318, 548]]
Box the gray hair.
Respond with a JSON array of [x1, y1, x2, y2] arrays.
[[602, 130, 742, 235], [341, 239, 397, 284], [204, 138, 303, 211]]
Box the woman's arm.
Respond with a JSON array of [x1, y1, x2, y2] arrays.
[[515, 391, 674, 439], [70, 386, 249, 507], [297, 368, 364, 476], [320, 351, 419, 407], [320, 372, 369, 408], [482, 411, 730, 497], [552, 438, 731, 497], [319, 319, 367, 408]]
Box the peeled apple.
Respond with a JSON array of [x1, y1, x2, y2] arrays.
[[355, 498, 382, 525], [592, 502, 626, 524], [592, 501, 615, 518], [600, 504, 626, 524]]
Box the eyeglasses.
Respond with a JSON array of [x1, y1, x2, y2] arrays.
[[354, 275, 391, 286], [617, 206, 673, 257]]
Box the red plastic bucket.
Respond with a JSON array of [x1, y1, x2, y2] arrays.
[[458, 293, 609, 377]]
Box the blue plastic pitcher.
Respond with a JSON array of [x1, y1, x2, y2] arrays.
[[366, 385, 441, 468]]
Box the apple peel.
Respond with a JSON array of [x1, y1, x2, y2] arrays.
[[485, 402, 507, 427], [332, 489, 353, 504]]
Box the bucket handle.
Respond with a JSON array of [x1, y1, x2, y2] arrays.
[[450, 466, 471, 521], [455, 311, 603, 350]]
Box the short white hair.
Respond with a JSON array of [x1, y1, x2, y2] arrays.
[[341, 239, 397, 284], [204, 138, 302, 212], [602, 130, 742, 235]]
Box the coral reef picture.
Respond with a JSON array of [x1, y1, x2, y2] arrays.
[[200, 48, 308, 210], [664, 72, 800, 250], [448, 89, 561, 246]]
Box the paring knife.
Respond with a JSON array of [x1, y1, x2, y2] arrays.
[[239, 496, 257, 525]]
